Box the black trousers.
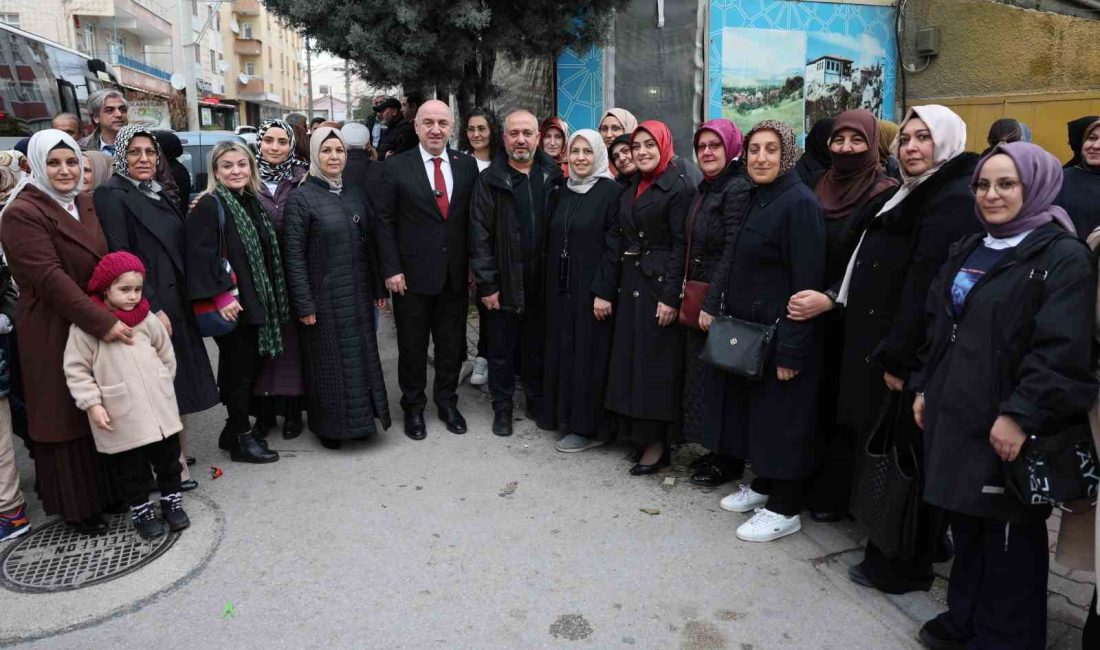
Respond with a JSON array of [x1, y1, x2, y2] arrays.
[[938, 512, 1048, 649], [485, 308, 544, 412], [476, 302, 490, 359], [1085, 589, 1099, 650], [392, 287, 467, 412], [751, 477, 802, 517], [215, 325, 261, 433], [112, 435, 182, 507]]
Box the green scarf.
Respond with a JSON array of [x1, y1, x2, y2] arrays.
[[216, 184, 289, 356]]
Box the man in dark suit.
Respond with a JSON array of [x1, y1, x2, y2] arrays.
[[375, 99, 479, 440]]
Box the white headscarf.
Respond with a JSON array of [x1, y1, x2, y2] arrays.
[[309, 126, 345, 193], [837, 105, 968, 304], [876, 105, 967, 215], [0, 129, 84, 224], [565, 130, 615, 195]]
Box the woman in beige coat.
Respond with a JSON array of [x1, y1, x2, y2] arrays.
[[1060, 227, 1100, 645], [63, 251, 188, 541]]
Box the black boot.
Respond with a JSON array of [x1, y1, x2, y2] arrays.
[[492, 409, 513, 437], [230, 433, 280, 463], [251, 416, 274, 440], [159, 492, 190, 532], [131, 502, 166, 540], [283, 413, 303, 440], [217, 423, 238, 451]]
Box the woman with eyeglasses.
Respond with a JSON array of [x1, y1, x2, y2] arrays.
[[911, 142, 1093, 650], [598, 108, 638, 148], [830, 105, 982, 594], [700, 120, 825, 543], [184, 141, 288, 464], [604, 120, 695, 475], [679, 119, 751, 488], [460, 108, 501, 173], [94, 125, 219, 491]]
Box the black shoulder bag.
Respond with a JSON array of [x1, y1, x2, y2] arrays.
[[699, 213, 778, 380]]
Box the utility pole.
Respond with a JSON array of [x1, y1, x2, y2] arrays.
[[344, 58, 351, 121], [305, 36, 314, 121]]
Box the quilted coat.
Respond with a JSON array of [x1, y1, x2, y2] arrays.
[[282, 175, 391, 440]]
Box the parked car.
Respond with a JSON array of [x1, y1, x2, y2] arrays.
[[175, 130, 245, 199], [235, 125, 258, 148]]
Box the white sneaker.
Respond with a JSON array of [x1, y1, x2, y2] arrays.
[[470, 357, 489, 386], [736, 508, 802, 542], [719, 484, 768, 513]]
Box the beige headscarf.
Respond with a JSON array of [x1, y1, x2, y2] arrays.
[[565, 130, 615, 195], [603, 108, 638, 136], [83, 150, 113, 192], [308, 126, 345, 192]]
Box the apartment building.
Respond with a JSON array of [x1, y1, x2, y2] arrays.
[[220, 0, 304, 126]]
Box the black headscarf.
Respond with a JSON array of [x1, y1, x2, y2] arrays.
[[1066, 115, 1099, 168], [795, 118, 833, 189]]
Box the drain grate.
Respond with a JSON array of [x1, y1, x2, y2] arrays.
[[0, 514, 179, 593]]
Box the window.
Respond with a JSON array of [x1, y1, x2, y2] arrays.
[[106, 31, 123, 64], [80, 25, 97, 56], [244, 61, 255, 76], [0, 13, 20, 28], [209, 48, 216, 71], [241, 22, 252, 39]]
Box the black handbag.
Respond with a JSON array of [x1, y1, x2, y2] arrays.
[[698, 209, 778, 380], [1004, 424, 1099, 510], [851, 391, 921, 559]]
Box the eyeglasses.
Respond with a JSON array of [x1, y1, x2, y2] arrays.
[[970, 179, 1020, 196], [599, 124, 624, 135], [695, 142, 723, 153], [125, 148, 158, 160]]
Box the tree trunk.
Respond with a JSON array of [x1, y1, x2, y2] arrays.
[[456, 47, 497, 122]]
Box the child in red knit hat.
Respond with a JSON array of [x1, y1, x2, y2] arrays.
[[63, 251, 189, 540]]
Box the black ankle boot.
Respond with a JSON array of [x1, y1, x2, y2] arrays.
[[159, 492, 190, 532], [230, 433, 279, 464], [283, 413, 303, 440], [492, 409, 513, 437], [131, 502, 166, 540]]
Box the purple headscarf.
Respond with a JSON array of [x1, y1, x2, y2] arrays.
[[693, 119, 744, 178], [974, 141, 1076, 238]]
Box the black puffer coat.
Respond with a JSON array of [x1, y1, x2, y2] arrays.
[[911, 224, 1096, 524], [282, 176, 391, 440], [1055, 165, 1100, 238], [469, 150, 563, 313], [682, 163, 752, 442], [835, 153, 982, 438]]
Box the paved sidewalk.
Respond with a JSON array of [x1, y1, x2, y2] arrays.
[[0, 310, 1090, 649]]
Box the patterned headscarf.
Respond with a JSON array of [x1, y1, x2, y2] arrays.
[[256, 118, 306, 183], [111, 124, 162, 194], [565, 130, 614, 195], [309, 127, 345, 192], [746, 120, 801, 179], [0, 151, 23, 174]]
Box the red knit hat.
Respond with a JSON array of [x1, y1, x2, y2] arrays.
[[87, 251, 146, 294]]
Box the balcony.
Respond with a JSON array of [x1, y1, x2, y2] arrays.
[[238, 77, 264, 94], [117, 54, 171, 81], [234, 38, 262, 56], [234, 0, 260, 16]]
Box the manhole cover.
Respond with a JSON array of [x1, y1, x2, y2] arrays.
[[0, 514, 179, 593]]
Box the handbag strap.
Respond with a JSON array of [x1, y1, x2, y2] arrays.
[[214, 195, 228, 258], [681, 193, 705, 297], [718, 198, 753, 317]]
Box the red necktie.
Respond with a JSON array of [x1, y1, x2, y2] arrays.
[[432, 157, 449, 220]]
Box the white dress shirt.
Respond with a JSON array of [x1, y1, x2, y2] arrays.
[[419, 144, 452, 201]]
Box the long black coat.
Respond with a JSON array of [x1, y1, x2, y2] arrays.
[[541, 177, 621, 437], [283, 176, 391, 440], [835, 153, 982, 438], [702, 170, 825, 479], [1055, 165, 1100, 238], [604, 163, 695, 425], [95, 175, 219, 415], [911, 225, 1096, 523], [682, 163, 752, 441]]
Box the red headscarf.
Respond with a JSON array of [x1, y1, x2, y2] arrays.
[[632, 120, 674, 198]]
